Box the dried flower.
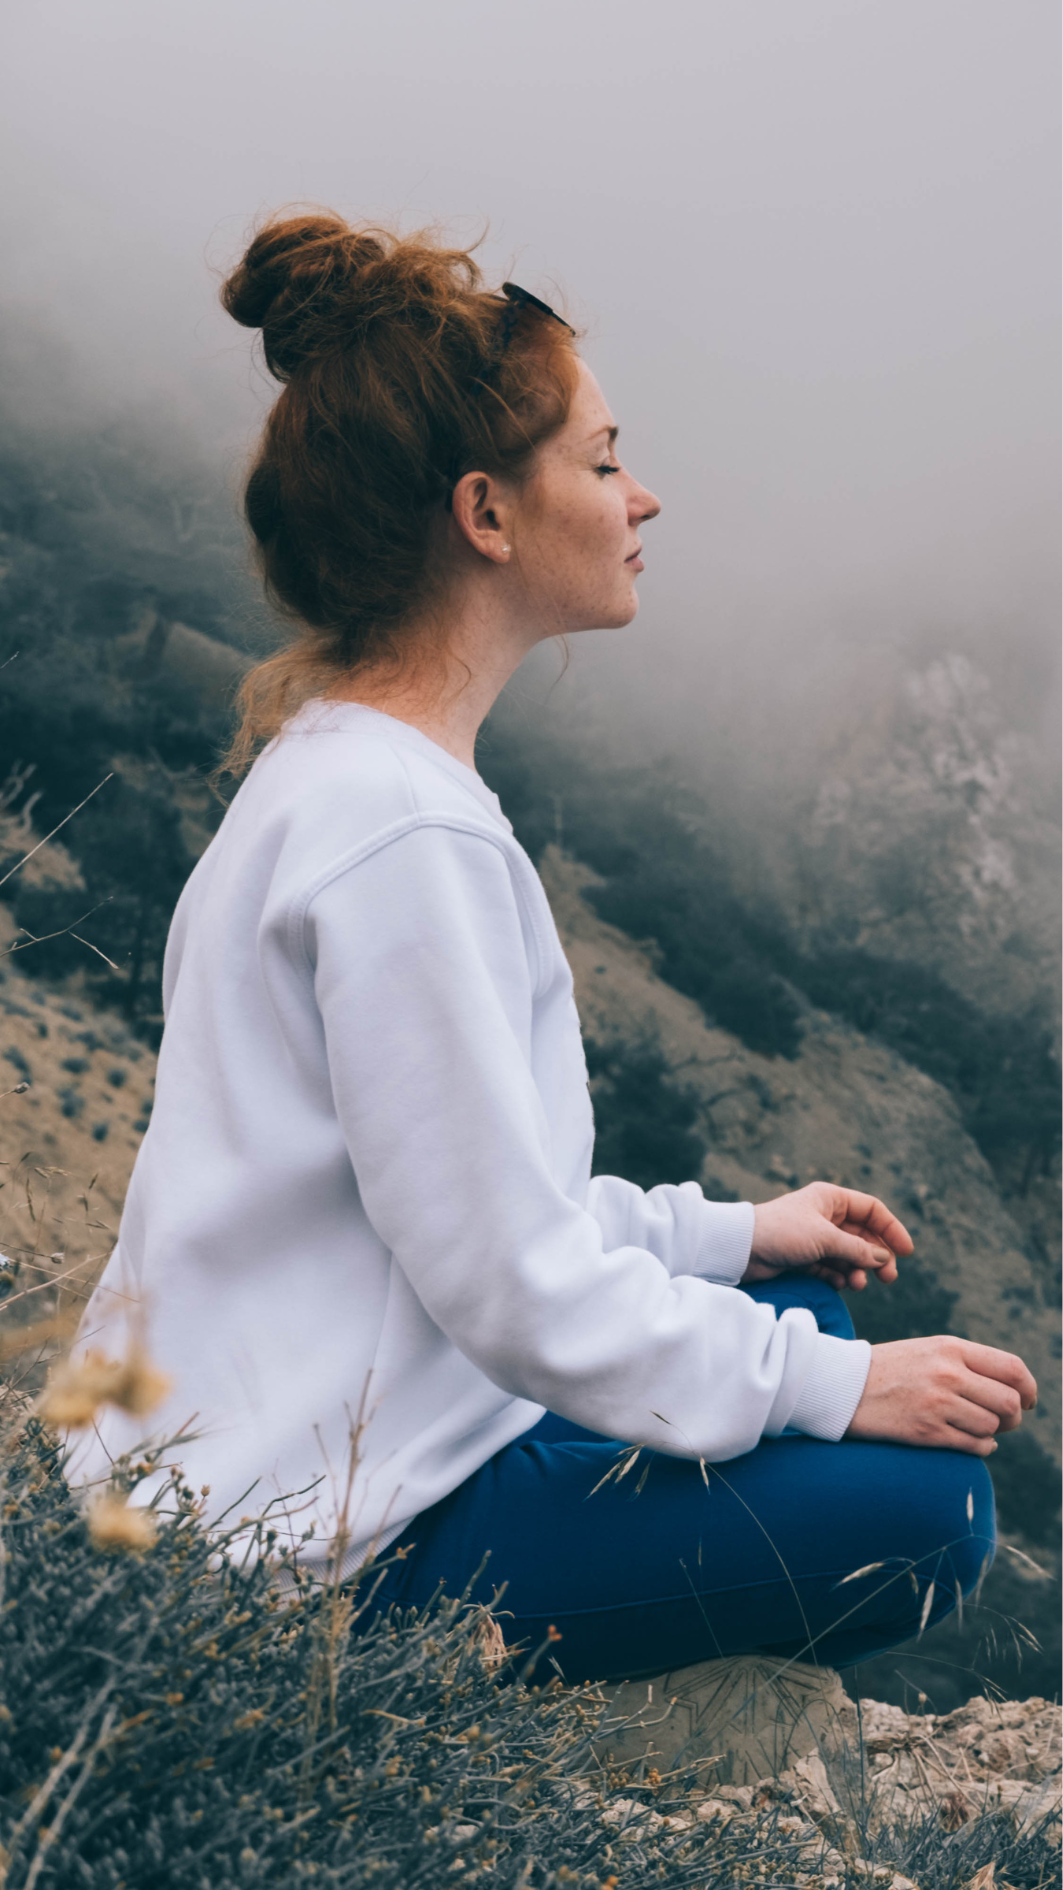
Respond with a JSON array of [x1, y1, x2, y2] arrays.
[[469, 1609, 507, 1673], [39, 1346, 172, 1428], [87, 1494, 158, 1552]]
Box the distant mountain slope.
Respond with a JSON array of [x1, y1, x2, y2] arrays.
[[0, 919, 155, 1338], [757, 653, 1061, 1036], [542, 848, 1059, 1458]]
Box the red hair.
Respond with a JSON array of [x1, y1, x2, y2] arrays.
[[220, 212, 579, 771]]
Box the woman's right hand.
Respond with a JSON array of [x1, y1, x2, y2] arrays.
[[847, 1336, 1038, 1456]]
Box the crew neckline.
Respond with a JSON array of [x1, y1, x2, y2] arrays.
[[285, 698, 511, 830]]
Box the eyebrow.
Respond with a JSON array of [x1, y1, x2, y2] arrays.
[[587, 424, 619, 447]]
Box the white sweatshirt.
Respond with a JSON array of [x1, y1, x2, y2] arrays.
[[70, 703, 870, 1567]]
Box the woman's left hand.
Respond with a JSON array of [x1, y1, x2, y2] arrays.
[[742, 1182, 913, 1291]]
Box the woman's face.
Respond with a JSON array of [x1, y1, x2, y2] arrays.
[[514, 359, 661, 633]]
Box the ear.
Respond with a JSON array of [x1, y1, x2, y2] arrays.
[[450, 470, 513, 565]]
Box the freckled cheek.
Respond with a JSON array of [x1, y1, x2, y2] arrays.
[[582, 496, 627, 559], [537, 494, 625, 591]]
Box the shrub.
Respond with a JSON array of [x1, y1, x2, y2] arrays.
[[796, 951, 1061, 1191], [478, 719, 1061, 1187], [13, 779, 195, 1038], [478, 730, 805, 1060], [586, 1035, 708, 1192], [1, 1421, 1057, 1889], [0, 1422, 717, 1889]]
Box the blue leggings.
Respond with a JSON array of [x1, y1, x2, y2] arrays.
[[373, 1279, 995, 1684]]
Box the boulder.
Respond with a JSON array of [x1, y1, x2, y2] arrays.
[[594, 1654, 856, 1785]]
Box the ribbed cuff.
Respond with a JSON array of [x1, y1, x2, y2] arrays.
[[689, 1194, 755, 1285], [788, 1332, 872, 1442]]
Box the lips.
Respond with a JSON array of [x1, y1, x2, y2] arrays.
[[625, 544, 644, 571]]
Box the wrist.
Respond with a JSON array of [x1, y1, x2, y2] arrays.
[[694, 1197, 755, 1284], [789, 1334, 872, 1441], [750, 1195, 794, 1267]]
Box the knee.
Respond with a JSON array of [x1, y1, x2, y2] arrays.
[[801, 1278, 855, 1340], [742, 1274, 855, 1341], [952, 1458, 996, 1593], [908, 1451, 996, 1592]]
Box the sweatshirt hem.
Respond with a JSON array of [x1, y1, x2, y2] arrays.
[[788, 1333, 873, 1442], [691, 1196, 755, 1284]]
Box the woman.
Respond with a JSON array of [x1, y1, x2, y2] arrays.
[[73, 214, 1035, 1685]]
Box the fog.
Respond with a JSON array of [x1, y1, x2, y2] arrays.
[[2, 0, 1059, 782]]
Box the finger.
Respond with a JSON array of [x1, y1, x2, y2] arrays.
[[836, 1219, 900, 1279], [957, 1370, 1023, 1430], [816, 1223, 898, 1276], [835, 1219, 898, 1269], [939, 1426, 998, 1458], [824, 1186, 914, 1257], [847, 1243, 898, 1284], [957, 1342, 1038, 1408], [811, 1264, 867, 1291], [946, 1396, 1001, 1440]]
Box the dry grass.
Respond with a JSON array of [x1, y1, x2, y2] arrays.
[[0, 919, 155, 1397]]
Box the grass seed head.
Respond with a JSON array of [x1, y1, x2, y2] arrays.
[[39, 1345, 172, 1428], [87, 1493, 158, 1551]]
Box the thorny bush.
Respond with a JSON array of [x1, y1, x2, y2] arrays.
[[0, 1424, 1058, 1889]]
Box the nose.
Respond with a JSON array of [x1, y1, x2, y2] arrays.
[[630, 480, 661, 524]]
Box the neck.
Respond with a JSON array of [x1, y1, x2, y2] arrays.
[[332, 576, 544, 769]]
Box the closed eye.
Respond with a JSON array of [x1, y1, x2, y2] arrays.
[[596, 462, 620, 476]]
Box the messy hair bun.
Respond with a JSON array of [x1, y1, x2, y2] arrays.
[[222, 217, 409, 381], [220, 211, 579, 770]]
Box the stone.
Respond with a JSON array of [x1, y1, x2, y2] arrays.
[[593, 1654, 856, 1786], [778, 1752, 842, 1822], [694, 1797, 739, 1824]]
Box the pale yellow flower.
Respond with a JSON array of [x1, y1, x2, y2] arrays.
[[87, 1494, 158, 1552], [40, 1347, 172, 1429]]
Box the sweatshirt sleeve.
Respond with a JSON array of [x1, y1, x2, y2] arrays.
[[304, 821, 854, 1461], [586, 1174, 755, 1284]]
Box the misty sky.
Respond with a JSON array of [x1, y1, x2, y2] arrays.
[[2, 0, 1059, 766]]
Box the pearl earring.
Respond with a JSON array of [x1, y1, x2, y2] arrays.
[[501, 544, 511, 555]]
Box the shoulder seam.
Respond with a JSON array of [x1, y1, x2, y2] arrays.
[[287, 814, 551, 988], [388, 739, 422, 819]]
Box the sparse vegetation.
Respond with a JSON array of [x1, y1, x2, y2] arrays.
[[0, 1415, 1057, 1890], [796, 952, 1061, 1198], [586, 1035, 708, 1192], [479, 724, 1061, 1200]]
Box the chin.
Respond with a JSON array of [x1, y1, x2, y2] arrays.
[[602, 590, 642, 630], [570, 589, 641, 633]]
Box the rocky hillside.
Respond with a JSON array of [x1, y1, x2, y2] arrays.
[[1, 843, 1058, 1710], [0, 383, 1058, 1713], [544, 847, 1059, 1455], [0, 923, 152, 1350], [715, 648, 1061, 1051]]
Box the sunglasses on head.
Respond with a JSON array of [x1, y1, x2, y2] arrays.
[[499, 281, 575, 339]]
